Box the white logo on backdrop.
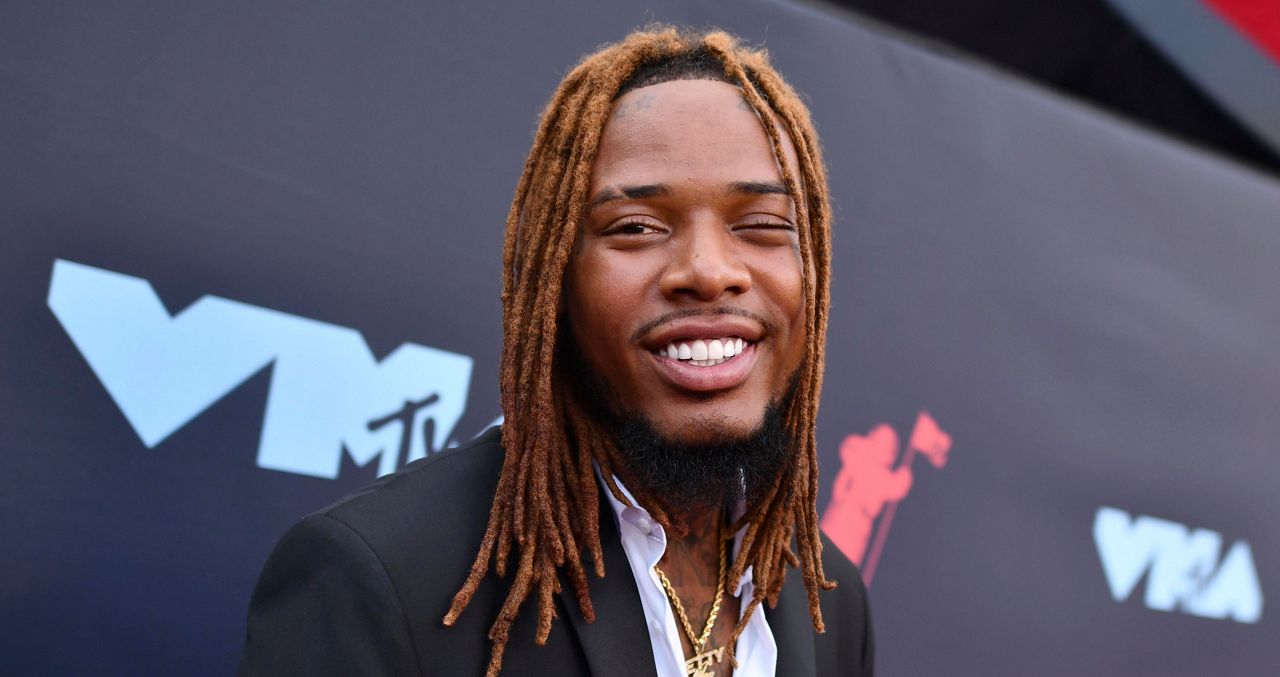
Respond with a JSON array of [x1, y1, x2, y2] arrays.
[[1093, 506, 1262, 623], [48, 259, 474, 479]]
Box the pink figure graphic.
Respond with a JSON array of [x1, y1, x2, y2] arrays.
[[908, 410, 951, 470], [820, 411, 951, 586], [821, 425, 910, 567]]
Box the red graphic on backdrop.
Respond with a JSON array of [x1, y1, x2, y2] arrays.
[[820, 411, 951, 586], [1203, 0, 1280, 66]]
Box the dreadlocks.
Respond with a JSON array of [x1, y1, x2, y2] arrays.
[[442, 26, 835, 676]]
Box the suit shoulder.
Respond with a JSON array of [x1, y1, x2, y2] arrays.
[[819, 531, 866, 606], [312, 426, 505, 556], [244, 426, 549, 676], [816, 532, 876, 676]]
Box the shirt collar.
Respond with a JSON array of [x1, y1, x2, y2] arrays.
[[595, 463, 756, 598]]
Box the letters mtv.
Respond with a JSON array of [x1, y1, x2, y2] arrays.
[[1093, 506, 1262, 623], [47, 259, 473, 479]]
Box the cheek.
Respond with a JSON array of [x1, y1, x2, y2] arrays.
[[762, 251, 806, 319], [758, 251, 808, 371], [576, 253, 652, 316], [566, 252, 645, 357]]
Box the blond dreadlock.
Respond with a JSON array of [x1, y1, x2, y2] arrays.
[[442, 26, 835, 676]]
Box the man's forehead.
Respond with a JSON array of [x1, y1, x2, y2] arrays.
[[606, 79, 752, 128], [589, 79, 804, 203]]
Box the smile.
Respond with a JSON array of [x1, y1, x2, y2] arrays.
[[654, 337, 750, 367], [648, 338, 759, 393]]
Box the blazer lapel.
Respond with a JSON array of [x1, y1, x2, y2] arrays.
[[764, 570, 817, 676], [557, 492, 658, 677], [556, 489, 819, 677]]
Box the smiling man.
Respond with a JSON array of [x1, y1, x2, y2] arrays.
[[239, 27, 873, 677]]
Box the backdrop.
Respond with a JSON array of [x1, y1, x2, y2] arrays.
[[2, 1, 1277, 675]]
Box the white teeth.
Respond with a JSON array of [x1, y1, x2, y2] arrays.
[[658, 337, 751, 365]]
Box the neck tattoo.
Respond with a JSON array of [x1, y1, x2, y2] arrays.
[[652, 515, 729, 677]]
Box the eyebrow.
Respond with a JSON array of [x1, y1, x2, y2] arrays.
[[729, 180, 791, 197], [587, 183, 673, 208], [586, 180, 791, 208]]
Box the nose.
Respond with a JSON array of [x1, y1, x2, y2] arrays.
[[658, 219, 751, 302]]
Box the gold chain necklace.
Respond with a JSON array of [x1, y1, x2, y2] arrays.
[[653, 518, 728, 677]]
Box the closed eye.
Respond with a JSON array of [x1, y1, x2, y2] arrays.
[[735, 220, 798, 246], [737, 221, 795, 230]]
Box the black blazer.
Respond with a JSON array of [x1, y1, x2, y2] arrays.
[[238, 426, 874, 676]]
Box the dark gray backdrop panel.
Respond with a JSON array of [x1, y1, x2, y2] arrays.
[[2, 1, 1276, 675]]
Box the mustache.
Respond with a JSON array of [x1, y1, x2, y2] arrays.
[[629, 307, 776, 343]]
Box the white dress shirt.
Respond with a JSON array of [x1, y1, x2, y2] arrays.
[[599, 472, 777, 677]]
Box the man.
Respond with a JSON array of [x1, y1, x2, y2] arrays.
[[238, 27, 873, 676]]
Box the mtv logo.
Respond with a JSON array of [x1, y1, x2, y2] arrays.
[[1093, 506, 1263, 623], [48, 259, 473, 479]]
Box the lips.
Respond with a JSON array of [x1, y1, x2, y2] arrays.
[[643, 316, 763, 350], [649, 340, 757, 392], [637, 315, 767, 392]]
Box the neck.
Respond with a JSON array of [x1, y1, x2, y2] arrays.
[[656, 494, 739, 671], [661, 495, 728, 539], [659, 502, 726, 598], [677, 504, 724, 543]]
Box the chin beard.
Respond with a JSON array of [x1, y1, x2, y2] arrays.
[[612, 401, 790, 519], [558, 333, 796, 519]]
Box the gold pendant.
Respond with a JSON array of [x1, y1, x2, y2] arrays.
[[685, 646, 725, 677]]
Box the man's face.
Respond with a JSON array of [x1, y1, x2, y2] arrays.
[[565, 79, 808, 445]]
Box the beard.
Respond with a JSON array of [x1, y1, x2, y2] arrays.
[[560, 337, 796, 518], [612, 400, 791, 518]]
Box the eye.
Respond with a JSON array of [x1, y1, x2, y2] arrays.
[[734, 218, 797, 244], [736, 220, 795, 231], [604, 219, 665, 236]]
